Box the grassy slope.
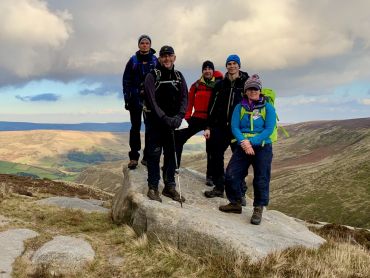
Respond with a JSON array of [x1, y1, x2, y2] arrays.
[[1, 174, 369, 277], [0, 160, 76, 180]]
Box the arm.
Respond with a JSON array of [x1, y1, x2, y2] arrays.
[[122, 57, 134, 102], [185, 82, 196, 120], [176, 73, 188, 119], [231, 104, 245, 144], [249, 103, 276, 146], [144, 73, 167, 119], [206, 82, 220, 129]]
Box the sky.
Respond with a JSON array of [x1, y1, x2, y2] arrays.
[[0, 0, 369, 124]]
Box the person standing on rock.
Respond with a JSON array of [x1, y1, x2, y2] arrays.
[[122, 34, 158, 169], [176, 60, 223, 185], [219, 74, 275, 225], [143, 45, 188, 203], [204, 54, 249, 200]]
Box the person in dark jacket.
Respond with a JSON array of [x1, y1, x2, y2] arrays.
[[219, 74, 275, 225], [204, 54, 249, 199], [176, 61, 223, 185], [122, 34, 158, 169], [143, 45, 188, 203]]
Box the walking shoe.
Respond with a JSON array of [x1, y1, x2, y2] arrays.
[[147, 189, 162, 202], [219, 202, 242, 214], [250, 206, 263, 225], [205, 177, 214, 187], [141, 159, 147, 167], [128, 160, 138, 169], [204, 188, 224, 198], [162, 187, 185, 203], [241, 196, 247, 207]]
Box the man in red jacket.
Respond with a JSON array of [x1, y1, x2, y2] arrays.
[[176, 61, 223, 185]]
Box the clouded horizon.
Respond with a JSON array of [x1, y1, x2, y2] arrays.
[[1, 0, 369, 123]]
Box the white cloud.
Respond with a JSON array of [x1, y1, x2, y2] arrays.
[[1, 0, 370, 99], [0, 0, 72, 77], [360, 99, 370, 105]]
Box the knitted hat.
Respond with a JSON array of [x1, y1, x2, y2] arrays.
[[159, 45, 175, 56], [202, 60, 215, 71], [138, 34, 151, 45], [225, 54, 241, 67], [244, 74, 262, 91]]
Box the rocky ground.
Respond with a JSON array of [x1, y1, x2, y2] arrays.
[[1, 171, 369, 277]]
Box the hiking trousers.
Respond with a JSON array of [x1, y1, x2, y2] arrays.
[[208, 126, 238, 190], [145, 116, 178, 189], [128, 106, 147, 161], [225, 144, 273, 206], [176, 117, 212, 177]]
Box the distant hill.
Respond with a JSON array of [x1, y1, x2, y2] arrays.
[[0, 121, 133, 132]]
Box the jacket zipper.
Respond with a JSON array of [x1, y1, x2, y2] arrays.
[[226, 87, 234, 126]]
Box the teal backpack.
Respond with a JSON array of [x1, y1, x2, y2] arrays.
[[239, 88, 289, 143]]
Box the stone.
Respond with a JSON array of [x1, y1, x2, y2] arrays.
[[36, 196, 109, 213], [0, 215, 10, 227], [32, 235, 95, 276], [112, 167, 326, 261], [0, 229, 39, 278]]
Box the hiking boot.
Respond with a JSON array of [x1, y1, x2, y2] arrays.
[[141, 159, 147, 167], [205, 177, 214, 187], [147, 189, 162, 202], [204, 188, 224, 198], [250, 206, 263, 225], [241, 196, 247, 207], [162, 187, 185, 203], [128, 160, 138, 169], [219, 202, 242, 214]]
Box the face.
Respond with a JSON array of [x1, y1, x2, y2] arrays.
[[159, 54, 176, 69], [245, 88, 261, 101], [226, 61, 240, 75], [138, 39, 151, 53], [202, 67, 214, 79]]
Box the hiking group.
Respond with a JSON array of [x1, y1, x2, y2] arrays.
[[122, 35, 278, 225]]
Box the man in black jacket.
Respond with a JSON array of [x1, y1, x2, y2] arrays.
[[122, 35, 158, 169], [204, 54, 249, 199], [143, 45, 188, 203]]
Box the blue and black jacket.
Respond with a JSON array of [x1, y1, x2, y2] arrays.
[[122, 48, 158, 108]]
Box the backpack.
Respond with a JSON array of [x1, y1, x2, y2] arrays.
[[153, 68, 182, 91], [239, 88, 289, 143]]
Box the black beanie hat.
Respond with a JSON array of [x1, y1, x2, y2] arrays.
[[138, 34, 151, 45], [202, 60, 215, 71]]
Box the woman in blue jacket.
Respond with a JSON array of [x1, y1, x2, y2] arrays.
[[219, 74, 276, 225]]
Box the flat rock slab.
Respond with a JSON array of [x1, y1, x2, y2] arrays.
[[36, 197, 109, 213], [32, 235, 95, 276], [0, 229, 39, 278], [113, 167, 326, 261]]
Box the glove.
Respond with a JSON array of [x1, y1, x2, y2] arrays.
[[163, 115, 182, 129]]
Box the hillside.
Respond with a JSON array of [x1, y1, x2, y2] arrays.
[[0, 130, 129, 180], [269, 118, 370, 228], [182, 118, 370, 228]]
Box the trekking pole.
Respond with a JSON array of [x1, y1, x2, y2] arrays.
[[171, 130, 182, 208]]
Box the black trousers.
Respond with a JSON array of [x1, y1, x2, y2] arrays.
[[145, 115, 178, 189], [208, 126, 238, 190], [128, 107, 147, 161], [176, 117, 212, 177]]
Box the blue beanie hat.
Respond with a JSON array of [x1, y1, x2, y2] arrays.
[[226, 54, 241, 67]]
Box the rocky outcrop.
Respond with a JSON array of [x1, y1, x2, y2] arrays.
[[36, 196, 109, 213], [0, 229, 39, 278], [31, 236, 95, 276], [112, 167, 326, 261]]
